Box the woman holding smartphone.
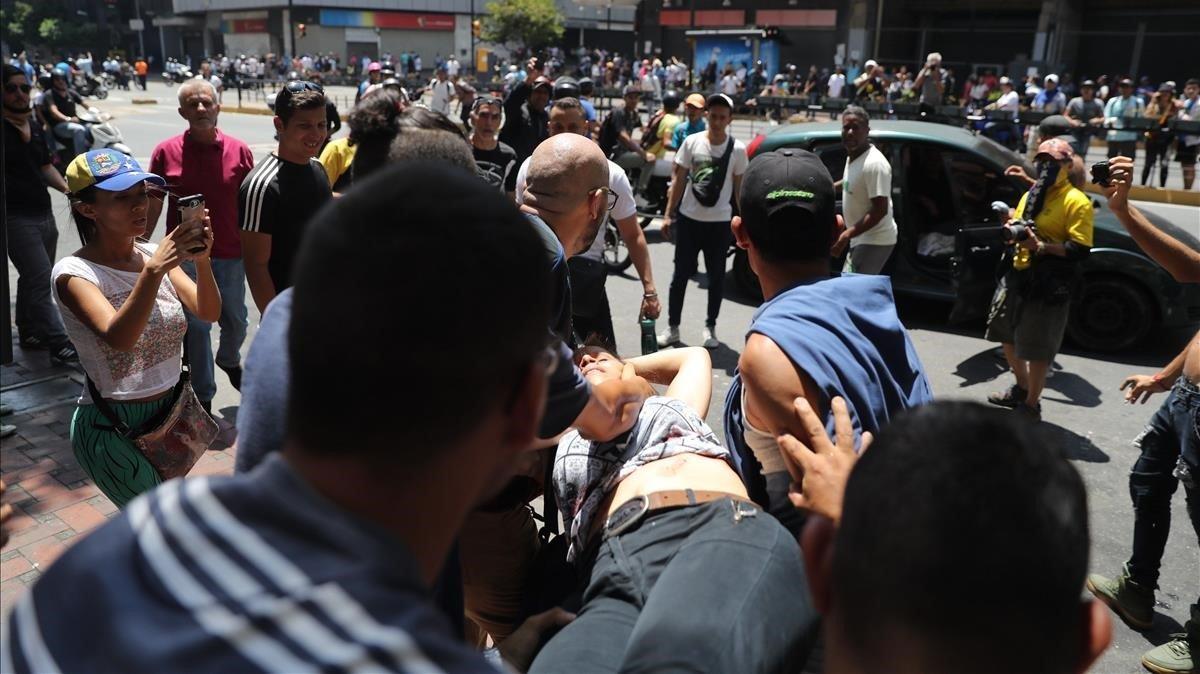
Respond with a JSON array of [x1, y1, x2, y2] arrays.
[[52, 149, 220, 508]]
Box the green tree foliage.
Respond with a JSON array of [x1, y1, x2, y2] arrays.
[[2, 0, 103, 53], [481, 0, 565, 52]]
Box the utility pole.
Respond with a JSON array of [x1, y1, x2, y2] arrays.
[[287, 0, 295, 60]]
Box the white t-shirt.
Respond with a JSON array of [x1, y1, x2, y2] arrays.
[[675, 132, 749, 223], [827, 73, 846, 98], [429, 79, 455, 115], [994, 90, 1020, 112], [514, 157, 637, 261], [721, 74, 740, 96], [842, 145, 898, 247], [51, 244, 187, 403], [446, 59, 460, 77]]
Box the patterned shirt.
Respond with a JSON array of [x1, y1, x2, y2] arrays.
[[552, 396, 733, 560]]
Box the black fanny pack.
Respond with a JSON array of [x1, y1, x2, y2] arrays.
[[689, 137, 734, 208]]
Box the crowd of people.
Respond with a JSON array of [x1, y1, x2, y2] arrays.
[[3, 44, 1200, 674]]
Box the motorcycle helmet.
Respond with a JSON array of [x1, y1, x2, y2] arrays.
[[578, 77, 595, 96], [288, 71, 301, 81], [51, 65, 69, 80], [553, 76, 580, 101], [661, 90, 681, 113]]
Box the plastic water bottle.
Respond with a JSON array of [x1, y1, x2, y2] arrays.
[[640, 317, 658, 355]]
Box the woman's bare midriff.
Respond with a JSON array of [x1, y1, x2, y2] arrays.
[[590, 454, 749, 538]]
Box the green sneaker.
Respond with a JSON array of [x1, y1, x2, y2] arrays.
[[1141, 634, 1195, 674], [1086, 569, 1155, 630]]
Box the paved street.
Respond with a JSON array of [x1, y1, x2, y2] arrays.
[[3, 80, 1198, 673]]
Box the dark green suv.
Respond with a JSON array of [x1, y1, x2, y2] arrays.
[[737, 120, 1200, 352]]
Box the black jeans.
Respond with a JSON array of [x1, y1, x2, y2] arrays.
[[1142, 135, 1173, 187], [1127, 378, 1199, 639], [530, 498, 818, 674], [568, 256, 616, 351], [668, 213, 732, 328]]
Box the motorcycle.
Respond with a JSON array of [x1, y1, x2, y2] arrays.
[[162, 68, 194, 86], [603, 157, 673, 273], [49, 107, 133, 171], [73, 73, 109, 100]]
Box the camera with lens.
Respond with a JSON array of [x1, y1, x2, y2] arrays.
[[1090, 160, 1111, 187], [1001, 219, 1037, 243]]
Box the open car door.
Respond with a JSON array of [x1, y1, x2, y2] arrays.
[[949, 224, 1006, 322]]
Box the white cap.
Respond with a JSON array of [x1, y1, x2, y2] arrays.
[[1045, 74, 1059, 84], [999, 76, 1012, 85], [864, 59, 878, 69]]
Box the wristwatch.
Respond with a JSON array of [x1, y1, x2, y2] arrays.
[[1035, 241, 1046, 256]]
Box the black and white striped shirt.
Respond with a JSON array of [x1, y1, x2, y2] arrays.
[[238, 154, 331, 292]]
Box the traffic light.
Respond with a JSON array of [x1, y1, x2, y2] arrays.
[[298, 23, 307, 38], [472, 20, 481, 38]]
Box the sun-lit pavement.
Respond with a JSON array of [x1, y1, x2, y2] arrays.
[[3, 81, 1196, 672]]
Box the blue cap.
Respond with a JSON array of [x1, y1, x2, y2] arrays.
[[66, 149, 165, 194]]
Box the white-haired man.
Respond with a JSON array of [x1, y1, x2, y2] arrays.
[[913, 52, 947, 111], [147, 78, 255, 412]]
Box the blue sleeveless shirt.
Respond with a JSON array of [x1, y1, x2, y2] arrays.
[[723, 274, 934, 515]]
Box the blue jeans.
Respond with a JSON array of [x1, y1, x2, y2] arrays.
[[181, 259, 248, 402], [6, 210, 67, 344], [530, 498, 818, 673], [1127, 377, 1199, 640], [53, 121, 89, 157]]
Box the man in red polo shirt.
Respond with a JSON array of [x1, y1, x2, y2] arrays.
[[148, 78, 255, 412]]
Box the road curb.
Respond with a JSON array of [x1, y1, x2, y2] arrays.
[[1082, 183, 1200, 207], [226, 106, 276, 116]]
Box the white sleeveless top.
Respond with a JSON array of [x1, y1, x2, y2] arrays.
[[51, 244, 187, 403]]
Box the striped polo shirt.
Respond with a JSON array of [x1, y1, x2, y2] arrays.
[[2, 455, 498, 673]]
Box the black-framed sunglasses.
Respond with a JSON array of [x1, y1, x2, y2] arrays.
[[284, 80, 324, 94], [4, 82, 32, 94], [591, 186, 619, 212]]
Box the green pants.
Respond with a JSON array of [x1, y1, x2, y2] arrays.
[[71, 397, 171, 509]]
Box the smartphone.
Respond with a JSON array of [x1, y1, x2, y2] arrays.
[[176, 194, 207, 254]]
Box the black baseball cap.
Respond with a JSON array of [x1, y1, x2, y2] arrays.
[[706, 93, 734, 110], [740, 148, 836, 239]]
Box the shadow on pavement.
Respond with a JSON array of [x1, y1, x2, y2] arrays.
[[1144, 610, 1188, 647], [1042, 370, 1104, 408], [1040, 420, 1110, 463]]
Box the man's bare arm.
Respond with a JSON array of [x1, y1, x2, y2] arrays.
[[1105, 156, 1200, 282], [240, 231, 276, 313]]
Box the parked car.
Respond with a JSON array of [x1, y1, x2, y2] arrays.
[[735, 120, 1200, 352]]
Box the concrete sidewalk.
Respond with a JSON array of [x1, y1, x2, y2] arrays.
[[0, 336, 238, 614]]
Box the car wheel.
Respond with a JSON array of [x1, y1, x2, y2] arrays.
[[1066, 276, 1155, 352], [731, 248, 763, 302]]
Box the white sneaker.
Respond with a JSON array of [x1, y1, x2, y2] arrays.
[[701, 326, 719, 349], [656, 325, 680, 348]]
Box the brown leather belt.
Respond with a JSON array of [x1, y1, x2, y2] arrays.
[[602, 489, 755, 540]]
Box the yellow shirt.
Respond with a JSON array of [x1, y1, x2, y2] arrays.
[[318, 137, 356, 188], [1011, 172, 1093, 271], [647, 113, 681, 159]]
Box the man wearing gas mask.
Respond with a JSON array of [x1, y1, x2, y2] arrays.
[[985, 138, 1094, 421]]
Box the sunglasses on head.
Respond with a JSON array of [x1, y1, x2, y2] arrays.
[[284, 80, 324, 94], [4, 82, 32, 94], [472, 96, 503, 111]]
